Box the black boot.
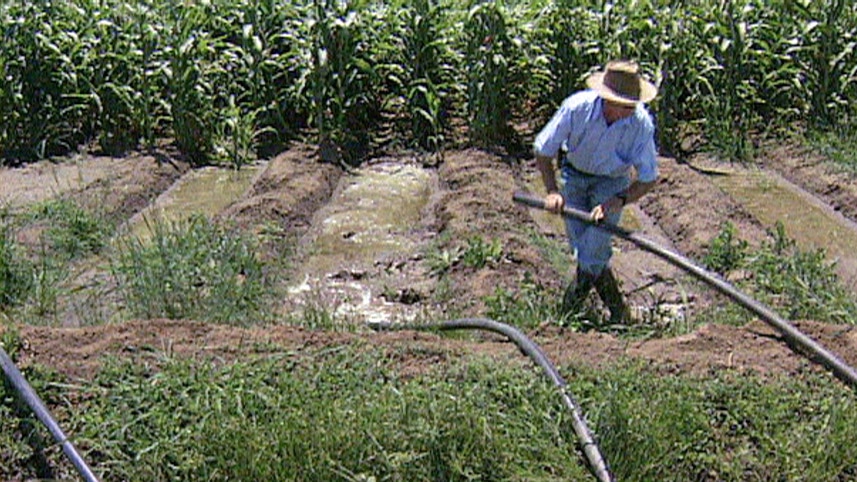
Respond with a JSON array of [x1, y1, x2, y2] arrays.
[[594, 268, 630, 324], [561, 268, 596, 316]]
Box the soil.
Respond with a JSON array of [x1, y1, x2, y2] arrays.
[[3, 140, 857, 387]]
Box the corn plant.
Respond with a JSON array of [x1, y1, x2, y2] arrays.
[[303, 0, 384, 165], [208, 0, 304, 153], [1, 0, 855, 165], [789, 0, 857, 128], [382, 0, 457, 151], [534, 0, 601, 110], [462, 1, 523, 147], [88, 1, 170, 153], [0, 3, 90, 161], [165, 4, 220, 166], [213, 95, 273, 169]]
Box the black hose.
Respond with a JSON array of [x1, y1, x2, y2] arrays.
[[369, 317, 614, 482], [513, 190, 857, 388], [0, 346, 100, 482]]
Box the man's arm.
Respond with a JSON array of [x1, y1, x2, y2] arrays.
[[536, 153, 564, 213]]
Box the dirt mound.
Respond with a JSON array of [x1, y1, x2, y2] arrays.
[[640, 156, 769, 259], [218, 144, 343, 235], [9, 317, 857, 385]]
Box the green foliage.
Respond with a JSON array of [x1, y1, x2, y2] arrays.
[[302, 0, 386, 164], [425, 245, 461, 277], [2, 0, 856, 162], [483, 272, 557, 330], [582, 363, 857, 481], [212, 95, 274, 169], [27, 199, 111, 260], [67, 352, 588, 481], [703, 221, 857, 324], [462, 1, 526, 147], [423, 235, 502, 276], [809, 123, 857, 172], [749, 223, 857, 322], [383, 0, 457, 151], [0, 324, 21, 358], [6, 349, 857, 480], [0, 224, 32, 308], [460, 235, 502, 269], [111, 215, 272, 325], [703, 222, 749, 275]]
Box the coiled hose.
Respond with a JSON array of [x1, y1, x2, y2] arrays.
[[513, 190, 857, 388], [369, 317, 614, 482], [0, 346, 99, 482]]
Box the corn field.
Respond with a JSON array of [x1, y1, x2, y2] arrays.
[[1, 0, 855, 165]]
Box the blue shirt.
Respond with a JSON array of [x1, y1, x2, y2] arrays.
[[533, 90, 658, 182]]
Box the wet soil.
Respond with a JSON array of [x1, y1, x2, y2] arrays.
[[3, 140, 857, 386]]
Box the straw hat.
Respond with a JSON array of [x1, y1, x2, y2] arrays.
[[586, 60, 657, 106]]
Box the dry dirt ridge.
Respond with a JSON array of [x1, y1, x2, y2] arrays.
[[3, 144, 857, 384]]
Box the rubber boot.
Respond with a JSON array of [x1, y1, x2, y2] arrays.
[[561, 268, 596, 316], [594, 268, 630, 324]]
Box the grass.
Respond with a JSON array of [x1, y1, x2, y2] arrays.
[[25, 198, 113, 260], [0, 199, 116, 324], [702, 222, 857, 325], [2, 345, 857, 481], [111, 215, 277, 326], [808, 123, 857, 173]]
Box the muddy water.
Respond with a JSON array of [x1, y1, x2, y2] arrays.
[[711, 167, 857, 288], [287, 162, 434, 324], [122, 165, 262, 240]]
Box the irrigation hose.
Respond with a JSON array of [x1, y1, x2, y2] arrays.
[[0, 346, 100, 482], [513, 190, 857, 388], [369, 317, 614, 482]]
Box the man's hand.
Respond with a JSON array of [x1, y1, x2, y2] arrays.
[[590, 196, 624, 222], [544, 192, 564, 213]]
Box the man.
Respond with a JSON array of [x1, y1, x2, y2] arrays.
[[533, 60, 659, 323]]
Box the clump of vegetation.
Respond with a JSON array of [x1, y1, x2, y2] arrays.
[[703, 221, 749, 275], [0, 223, 33, 308], [703, 221, 857, 324], [0, 199, 114, 322], [111, 215, 274, 325], [424, 234, 503, 276], [809, 123, 857, 173], [26, 199, 112, 260], [484, 272, 559, 330]]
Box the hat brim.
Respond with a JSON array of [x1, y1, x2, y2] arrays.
[[586, 72, 658, 106]]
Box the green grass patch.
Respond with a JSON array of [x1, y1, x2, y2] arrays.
[[808, 124, 857, 173], [111, 215, 275, 325], [703, 222, 857, 325], [0, 223, 34, 308], [25, 198, 113, 260], [3, 348, 857, 481]]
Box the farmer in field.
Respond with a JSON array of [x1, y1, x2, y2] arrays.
[[533, 60, 659, 323]]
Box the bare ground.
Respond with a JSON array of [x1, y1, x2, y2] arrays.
[[3, 141, 857, 386]]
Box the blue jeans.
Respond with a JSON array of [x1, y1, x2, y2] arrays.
[[561, 167, 630, 277]]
